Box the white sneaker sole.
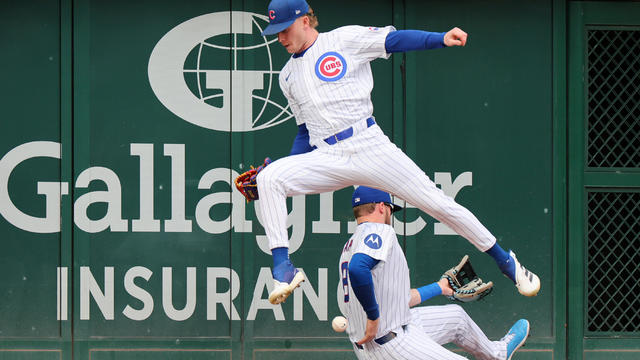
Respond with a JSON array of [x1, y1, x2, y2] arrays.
[[268, 272, 305, 305]]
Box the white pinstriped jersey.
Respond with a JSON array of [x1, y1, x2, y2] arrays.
[[337, 222, 411, 343], [279, 25, 396, 147]]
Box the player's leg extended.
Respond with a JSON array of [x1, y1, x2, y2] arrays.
[[399, 160, 539, 296], [256, 150, 352, 248], [354, 141, 496, 250], [411, 305, 506, 360], [256, 150, 353, 304], [355, 140, 540, 296], [365, 323, 469, 360]]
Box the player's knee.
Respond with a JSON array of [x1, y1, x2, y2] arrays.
[[256, 163, 284, 193], [256, 164, 275, 186], [445, 304, 467, 322]]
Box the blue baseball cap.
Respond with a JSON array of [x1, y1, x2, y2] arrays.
[[352, 186, 403, 213], [261, 0, 310, 36]]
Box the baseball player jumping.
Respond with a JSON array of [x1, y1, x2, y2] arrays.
[[339, 186, 530, 359], [256, 0, 540, 304]]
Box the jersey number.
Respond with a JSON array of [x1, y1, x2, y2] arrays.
[[341, 261, 349, 303]]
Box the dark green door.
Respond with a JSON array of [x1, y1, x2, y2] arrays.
[[568, 2, 640, 359]]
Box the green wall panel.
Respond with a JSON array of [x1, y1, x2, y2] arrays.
[[458, 349, 554, 360], [584, 351, 640, 360], [88, 349, 231, 360], [509, 350, 554, 360], [0, 351, 61, 360], [253, 349, 354, 360], [72, 0, 235, 340], [0, 0, 62, 338]]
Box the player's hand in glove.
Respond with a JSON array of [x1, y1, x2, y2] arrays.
[[441, 255, 493, 302], [234, 157, 272, 202]]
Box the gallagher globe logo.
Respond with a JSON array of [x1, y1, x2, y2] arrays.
[[148, 11, 293, 132], [315, 52, 347, 82]]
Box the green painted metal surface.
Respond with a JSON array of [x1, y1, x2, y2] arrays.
[[0, 0, 62, 340], [568, 2, 640, 359]]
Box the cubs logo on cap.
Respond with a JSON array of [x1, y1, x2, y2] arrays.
[[261, 0, 310, 36], [315, 52, 347, 82]]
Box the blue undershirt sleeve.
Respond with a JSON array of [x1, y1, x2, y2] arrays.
[[348, 253, 381, 320], [384, 30, 446, 53], [289, 123, 317, 156], [417, 282, 443, 303]]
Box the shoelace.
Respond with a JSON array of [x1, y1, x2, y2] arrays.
[[500, 332, 515, 343]]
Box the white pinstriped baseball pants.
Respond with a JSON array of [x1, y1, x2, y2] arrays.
[[353, 305, 507, 360], [256, 122, 496, 251]]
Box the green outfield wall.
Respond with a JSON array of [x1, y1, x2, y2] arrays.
[[1, 0, 638, 359]]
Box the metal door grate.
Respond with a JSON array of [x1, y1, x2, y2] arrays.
[[587, 29, 640, 168], [586, 191, 640, 332]]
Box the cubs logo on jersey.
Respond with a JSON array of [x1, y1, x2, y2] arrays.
[[315, 51, 347, 82], [364, 233, 383, 249]]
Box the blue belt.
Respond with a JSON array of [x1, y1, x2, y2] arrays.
[[324, 117, 375, 145], [354, 324, 407, 349]]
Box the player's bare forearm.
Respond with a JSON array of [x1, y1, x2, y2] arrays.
[[356, 318, 380, 345], [409, 289, 421, 307], [444, 27, 467, 47]]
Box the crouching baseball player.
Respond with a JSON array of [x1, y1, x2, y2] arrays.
[[338, 186, 530, 359], [250, 0, 540, 305]]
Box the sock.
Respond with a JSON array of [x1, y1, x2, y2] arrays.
[[486, 243, 516, 283], [272, 247, 289, 268]]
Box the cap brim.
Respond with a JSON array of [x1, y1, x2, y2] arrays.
[[390, 203, 403, 213], [261, 19, 295, 36]]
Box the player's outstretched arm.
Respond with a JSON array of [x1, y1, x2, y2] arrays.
[[443, 27, 467, 47], [385, 30, 446, 53], [384, 27, 467, 54], [409, 278, 454, 307]]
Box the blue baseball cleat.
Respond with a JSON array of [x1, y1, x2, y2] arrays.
[[269, 260, 305, 304], [501, 319, 530, 360]]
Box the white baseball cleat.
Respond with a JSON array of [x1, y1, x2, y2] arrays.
[[268, 271, 305, 304], [509, 251, 540, 297]]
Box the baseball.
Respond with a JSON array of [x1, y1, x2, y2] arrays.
[[332, 316, 348, 332]]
